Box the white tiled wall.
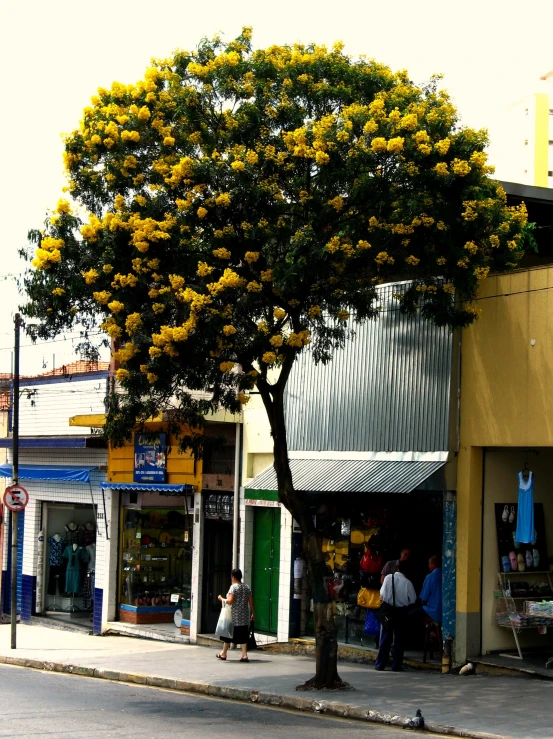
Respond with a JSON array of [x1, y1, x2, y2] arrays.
[[277, 507, 292, 643], [1, 448, 112, 625]]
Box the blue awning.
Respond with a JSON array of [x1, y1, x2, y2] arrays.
[[0, 464, 97, 483], [100, 482, 194, 493]]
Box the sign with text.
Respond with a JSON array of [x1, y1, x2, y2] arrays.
[[134, 433, 167, 483]]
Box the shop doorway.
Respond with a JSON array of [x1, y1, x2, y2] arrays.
[[43, 503, 96, 624], [252, 507, 280, 634], [201, 518, 233, 633]]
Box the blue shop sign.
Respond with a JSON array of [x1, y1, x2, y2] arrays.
[[134, 433, 167, 483]]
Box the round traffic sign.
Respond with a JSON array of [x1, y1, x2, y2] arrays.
[[4, 484, 29, 512]]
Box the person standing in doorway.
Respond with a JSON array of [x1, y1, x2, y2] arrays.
[[419, 555, 442, 624], [217, 568, 255, 662], [381, 547, 412, 584], [375, 559, 416, 671]]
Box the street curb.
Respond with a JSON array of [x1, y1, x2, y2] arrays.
[[0, 654, 517, 739]]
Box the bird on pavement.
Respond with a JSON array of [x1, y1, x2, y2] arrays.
[[405, 709, 425, 730]]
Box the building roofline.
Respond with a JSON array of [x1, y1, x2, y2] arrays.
[[500, 180, 553, 204]]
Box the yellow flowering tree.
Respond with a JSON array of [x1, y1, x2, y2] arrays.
[[22, 29, 529, 688]]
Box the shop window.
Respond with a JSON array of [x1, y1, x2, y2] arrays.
[[119, 506, 192, 625], [202, 445, 235, 476]]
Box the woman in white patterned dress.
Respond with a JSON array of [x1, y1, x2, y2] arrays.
[[217, 568, 255, 662]]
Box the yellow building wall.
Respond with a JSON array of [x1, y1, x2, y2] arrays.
[[457, 266, 553, 659], [108, 425, 202, 489], [534, 93, 549, 188], [461, 267, 553, 447]]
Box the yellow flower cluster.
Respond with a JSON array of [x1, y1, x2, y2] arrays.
[[213, 248, 231, 259], [83, 269, 99, 285], [125, 312, 142, 334], [216, 192, 231, 207], [52, 287, 65, 296], [220, 361, 235, 372], [262, 351, 277, 364], [451, 159, 471, 176], [32, 236, 65, 270], [108, 300, 125, 313], [93, 290, 111, 304], [113, 342, 137, 362], [101, 317, 122, 338], [244, 251, 260, 263], [116, 368, 130, 382], [269, 334, 283, 347], [223, 325, 236, 336], [287, 330, 311, 347]]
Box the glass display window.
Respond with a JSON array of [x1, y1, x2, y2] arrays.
[[119, 506, 192, 624]]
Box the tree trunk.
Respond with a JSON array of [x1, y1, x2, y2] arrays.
[[257, 374, 349, 691]]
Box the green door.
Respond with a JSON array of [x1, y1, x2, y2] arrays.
[[252, 507, 280, 634]]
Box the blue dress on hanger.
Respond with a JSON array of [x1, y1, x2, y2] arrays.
[[515, 471, 535, 544]]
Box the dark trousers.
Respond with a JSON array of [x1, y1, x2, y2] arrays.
[[375, 610, 408, 671]]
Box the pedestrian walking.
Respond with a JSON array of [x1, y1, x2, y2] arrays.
[[375, 559, 416, 672], [217, 568, 255, 662]]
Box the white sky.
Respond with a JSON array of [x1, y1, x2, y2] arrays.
[[1, 0, 552, 373]]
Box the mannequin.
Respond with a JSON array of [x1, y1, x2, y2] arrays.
[[64, 522, 79, 546], [47, 532, 66, 596], [62, 541, 88, 594], [83, 522, 95, 546]]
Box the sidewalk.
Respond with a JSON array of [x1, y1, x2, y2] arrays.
[[1, 625, 551, 739]]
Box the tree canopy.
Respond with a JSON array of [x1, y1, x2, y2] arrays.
[[22, 28, 528, 452]]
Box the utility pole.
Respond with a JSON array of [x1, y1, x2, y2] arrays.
[[11, 313, 22, 649]]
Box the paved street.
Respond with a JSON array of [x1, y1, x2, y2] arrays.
[[2, 625, 553, 738], [0, 666, 443, 738]]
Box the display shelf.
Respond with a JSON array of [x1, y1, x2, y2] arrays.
[[499, 570, 552, 576], [496, 570, 553, 662]]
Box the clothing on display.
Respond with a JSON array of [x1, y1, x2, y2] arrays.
[[64, 523, 80, 546], [47, 565, 66, 596], [86, 543, 96, 571], [48, 535, 66, 566], [82, 571, 95, 610], [83, 523, 95, 546], [62, 544, 88, 594], [516, 471, 535, 544]]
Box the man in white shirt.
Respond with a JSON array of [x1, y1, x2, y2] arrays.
[[375, 560, 416, 671]]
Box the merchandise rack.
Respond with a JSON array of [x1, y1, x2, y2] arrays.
[[496, 570, 553, 665]]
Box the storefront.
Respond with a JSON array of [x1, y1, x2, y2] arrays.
[[0, 450, 110, 632], [481, 448, 553, 666], [243, 453, 456, 653], [109, 482, 194, 632]]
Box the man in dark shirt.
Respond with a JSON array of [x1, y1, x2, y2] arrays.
[[381, 548, 412, 585]]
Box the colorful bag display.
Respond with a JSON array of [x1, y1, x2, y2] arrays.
[[364, 608, 380, 636], [360, 548, 384, 573], [357, 587, 382, 609]]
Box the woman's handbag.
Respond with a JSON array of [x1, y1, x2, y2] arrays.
[[215, 603, 234, 640], [376, 573, 396, 630], [247, 620, 257, 650]]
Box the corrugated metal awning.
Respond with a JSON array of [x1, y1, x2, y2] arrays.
[[245, 457, 447, 495]]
